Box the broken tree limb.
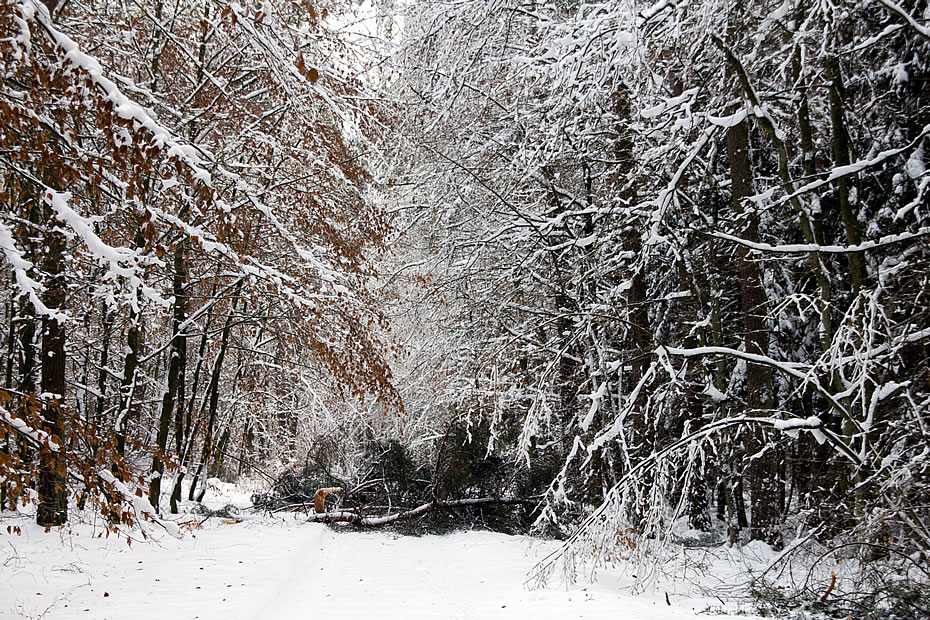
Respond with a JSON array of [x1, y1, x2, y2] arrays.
[[305, 497, 539, 527], [313, 486, 343, 513]]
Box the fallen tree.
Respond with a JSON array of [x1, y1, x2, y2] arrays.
[[250, 424, 553, 533], [305, 496, 540, 527]]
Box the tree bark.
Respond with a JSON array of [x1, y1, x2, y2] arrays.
[[114, 305, 140, 462], [182, 278, 217, 502], [36, 227, 67, 527], [192, 281, 240, 502], [727, 114, 779, 546], [826, 57, 866, 295], [149, 244, 186, 510], [94, 305, 112, 424]]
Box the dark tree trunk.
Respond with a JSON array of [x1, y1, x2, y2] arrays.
[[114, 227, 148, 464], [1, 295, 12, 510], [182, 279, 217, 502], [36, 228, 67, 527], [115, 307, 140, 462], [826, 57, 865, 295], [169, 282, 187, 514], [149, 244, 187, 511], [727, 117, 780, 546], [95, 305, 111, 424], [192, 282, 240, 502]]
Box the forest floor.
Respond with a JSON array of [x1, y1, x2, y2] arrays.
[[0, 480, 768, 619]]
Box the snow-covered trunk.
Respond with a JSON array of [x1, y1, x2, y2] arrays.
[[114, 228, 146, 463]]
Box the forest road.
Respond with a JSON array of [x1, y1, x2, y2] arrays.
[[0, 517, 748, 619]]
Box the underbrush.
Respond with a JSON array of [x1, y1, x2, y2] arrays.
[[747, 540, 930, 619]]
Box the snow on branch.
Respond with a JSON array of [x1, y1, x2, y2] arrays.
[[43, 189, 135, 277], [40, 189, 170, 312], [661, 345, 835, 402], [24, 0, 354, 284], [774, 124, 930, 210], [646, 125, 717, 244], [772, 416, 824, 432], [711, 227, 930, 255], [24, 0, 213, 184], [529, 414, 854, 589], [657, 345, 866, 458], [638, 0, 681, 23], [852, 22, 906, 51], [586, 360, 659, 456], [584, 345, 866, 477], [878, 0, 930, 41], [0, 405, 61, 451], [0, 221, 65, 322], [97, 469, 181, 538], [150, 205, 339, 313]]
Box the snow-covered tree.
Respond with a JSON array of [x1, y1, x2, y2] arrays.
[[0, 0, 397, 525], [388, 0, 930, 603]]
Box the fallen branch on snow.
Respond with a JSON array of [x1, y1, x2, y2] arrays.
[[306, 497, 539, 527]]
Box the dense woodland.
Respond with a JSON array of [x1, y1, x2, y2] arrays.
[[1, 0, 929, 615]]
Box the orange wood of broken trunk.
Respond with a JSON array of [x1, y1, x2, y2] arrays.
[[313, 487, 342, 513]]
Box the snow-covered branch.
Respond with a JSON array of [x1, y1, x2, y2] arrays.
[[0, 405, 61, 451], [97, 469, 181, 538], [877, 0, 930, 41], [25, 0, 214, 183], [712, 228, 930, 255], [0, 221, 64, 321], [659, 345, 853, 426]]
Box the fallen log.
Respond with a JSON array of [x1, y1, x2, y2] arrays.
[[306, 497, 538, 527]]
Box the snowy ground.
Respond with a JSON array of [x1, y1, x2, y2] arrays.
[[1, 482, 766, 619]]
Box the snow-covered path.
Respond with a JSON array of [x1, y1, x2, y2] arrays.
[[1, 513, 753, 619]]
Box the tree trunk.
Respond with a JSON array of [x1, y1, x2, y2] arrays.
[[727, 115, 780, 546], [180, 278, 218, 503], [1, 295, 12, 510], [169, 283, 188, 513], [36, 227, 67, 527], [94, 305, 112, 424], [192, 281, 240, 502], [114, 306, 140, 462], [826, 57, 865, 295], [149, 244, 186, 510]]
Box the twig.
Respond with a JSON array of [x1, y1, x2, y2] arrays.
[[821, 571, 836, 602]]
